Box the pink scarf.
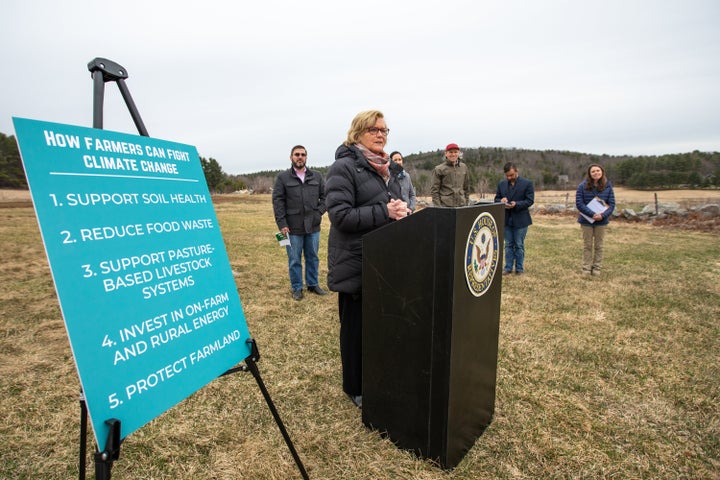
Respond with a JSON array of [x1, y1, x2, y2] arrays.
[[355, 143, 390, 181]]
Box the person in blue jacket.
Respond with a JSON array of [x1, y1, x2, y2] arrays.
[[575, 163, 616, 276], [494, 162, 534, 275]]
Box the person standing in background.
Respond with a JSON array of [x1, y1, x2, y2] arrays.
[[430, 143, 470, 207], [325, 110, 408, 409], [494, 162, 534, 275], [272, 145, 327, 301], [390, 151, 417, 213], [575, 163, 616, 276]]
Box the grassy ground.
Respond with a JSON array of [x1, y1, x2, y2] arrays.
[[0, 195, 718, 479]]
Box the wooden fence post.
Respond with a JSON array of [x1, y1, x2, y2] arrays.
[[654, 192, 659, 215]]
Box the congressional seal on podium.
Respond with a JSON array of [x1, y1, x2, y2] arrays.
[[464, 211, 499, 297]]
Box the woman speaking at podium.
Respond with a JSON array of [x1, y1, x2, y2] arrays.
[[325, 110, 408, 409]]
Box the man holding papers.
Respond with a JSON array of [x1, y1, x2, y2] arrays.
[[495, 162, 535, 275], [576, 164, 616, 276]]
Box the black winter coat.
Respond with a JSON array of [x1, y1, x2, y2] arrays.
[[272, 167, 326, 235], [326, 145, 403, 294]]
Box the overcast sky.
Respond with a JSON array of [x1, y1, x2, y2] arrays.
[[2, 0, 719, 174]]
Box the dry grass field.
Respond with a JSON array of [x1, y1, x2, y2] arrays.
[[539, 186, 720, 203], [1, 192, 719, 479], [477, 186, 720, 209], [0, 189, 31, 203]]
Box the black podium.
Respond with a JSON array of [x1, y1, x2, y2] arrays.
[[361, 203, 504, 469]]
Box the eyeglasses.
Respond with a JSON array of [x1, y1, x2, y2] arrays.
[[366, 127, 390, 136], [293, 152, 307, 157]]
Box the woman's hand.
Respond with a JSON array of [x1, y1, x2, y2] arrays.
[[387, 199, 409, 220]]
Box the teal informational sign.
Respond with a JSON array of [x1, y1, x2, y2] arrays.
[[12, 117, 253, 451]]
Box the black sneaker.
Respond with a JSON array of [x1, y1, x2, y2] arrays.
[[307, 285, 328, 295], [292, 290, 303, 301]]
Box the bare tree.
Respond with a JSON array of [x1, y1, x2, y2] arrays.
[[250, 175, 274, 194], [475, 178, 491, 200]]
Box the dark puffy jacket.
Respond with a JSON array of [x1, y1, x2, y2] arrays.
[[272, 168, 326, 234], [326, 145, 402, 294], [576, 180, 615, 226]]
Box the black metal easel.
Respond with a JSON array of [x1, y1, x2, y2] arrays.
[[77, 57, 309, 480], [222, 340, 310, 480]]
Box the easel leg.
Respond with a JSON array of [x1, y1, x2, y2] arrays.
[[94, 419, 121, 480], [79, 392, 87, 480], [224, 340, 310, 479], [245, 357, 310, 480]]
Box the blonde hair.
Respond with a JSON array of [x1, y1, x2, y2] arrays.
[[344, 110, 385, 146]]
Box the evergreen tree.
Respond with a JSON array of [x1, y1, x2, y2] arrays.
[[0, 133, 27, 189], [200, 157, 224, 192]]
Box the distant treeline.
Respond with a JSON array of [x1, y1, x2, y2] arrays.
[[230, 148, 720, 196], [2, 132, 718, 194]]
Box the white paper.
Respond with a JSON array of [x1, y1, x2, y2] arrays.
[[581, 196, 608, 223], [275, 231, 291, 246]]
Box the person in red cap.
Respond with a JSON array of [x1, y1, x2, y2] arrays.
[[430, 143, 470, 207]]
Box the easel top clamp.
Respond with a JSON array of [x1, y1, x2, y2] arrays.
[[88, 57, 148, 136]]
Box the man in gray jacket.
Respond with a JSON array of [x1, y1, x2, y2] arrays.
[[272, 145, 327, 300]]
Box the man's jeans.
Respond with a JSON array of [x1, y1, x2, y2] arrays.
[[287, 231, 320, 291], [504, 226, 528, 273]]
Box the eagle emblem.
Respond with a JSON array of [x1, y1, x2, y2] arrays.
[[465, 212, 499, 297]]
